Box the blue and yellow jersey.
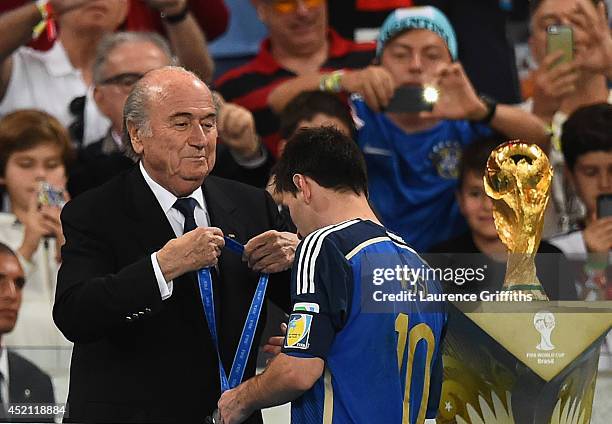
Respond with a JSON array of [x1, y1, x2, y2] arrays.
[[282, 219, 447, 424]]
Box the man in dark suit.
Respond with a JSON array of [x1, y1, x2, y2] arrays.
[[53, 66, 298, 423], [0, 243, 55, 423]]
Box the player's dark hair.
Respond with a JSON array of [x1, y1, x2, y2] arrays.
[[561, 103, 612, 171], [272, 127, 368, 196], [279, 91, 355, 139]]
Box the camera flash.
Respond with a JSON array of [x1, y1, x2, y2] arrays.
[[423, 85, 439, 104]]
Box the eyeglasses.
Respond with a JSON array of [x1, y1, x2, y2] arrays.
[[99, 72, 144, 88], [269, 0, 324, 14]]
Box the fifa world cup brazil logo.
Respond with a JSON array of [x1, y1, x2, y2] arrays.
[[534, 311, 556, 351], [484, 141, 552, 301]]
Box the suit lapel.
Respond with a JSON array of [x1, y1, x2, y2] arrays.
[[7, 352, 27, 404], [202, 177, 243, 243], [123, 167, 176, 255]]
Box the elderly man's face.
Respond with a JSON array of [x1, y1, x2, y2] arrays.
[[256, 0, 327, 53], [0, 253, 24, 335], [131, 71, 218, 197], [94, 41, 173, 133], [60, 0, 128, 33]]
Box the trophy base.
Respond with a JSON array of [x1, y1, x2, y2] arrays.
[[437, 302, 610, 424]]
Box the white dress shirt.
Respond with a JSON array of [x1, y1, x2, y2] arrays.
[[0, 42, 110, 146], [139, 162, 210, 300]]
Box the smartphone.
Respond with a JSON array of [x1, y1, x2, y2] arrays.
[[597, 194, 612, 219], [385, 85, 437, 113], [38, 182, 66, 208], [546, 25, 573, 66]]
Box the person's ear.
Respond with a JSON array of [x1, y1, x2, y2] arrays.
[[127, 121, 144, 155], [293, 174, 312, 203]]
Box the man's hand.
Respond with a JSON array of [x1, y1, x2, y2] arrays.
[[244, 231, 298, 273], [143, 0, 187, 16], [419, 63, 486, 121], [570, 0, 612, 78], [218, 102, 261, 159], [532, 52, 579, 121], [263, 322, 288, 359], [584, 216, 612, 254], [218, 388, 252, 424], [157, 227, 225, 281], [340, 66, 395, 112]]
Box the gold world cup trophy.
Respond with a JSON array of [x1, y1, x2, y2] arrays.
[[483, 141, 552, 301]]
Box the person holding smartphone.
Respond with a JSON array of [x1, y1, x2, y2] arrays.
[[549, 104, 612, 297], [268, 6, 548, 251], [0, 110, 73, 353], [524, 0, 612, 237], [548, 103, 612, 374]]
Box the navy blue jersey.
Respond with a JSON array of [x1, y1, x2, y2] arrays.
[[282, 219, 447, 424]]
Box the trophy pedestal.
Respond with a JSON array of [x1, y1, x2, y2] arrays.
[[438, 302, 611, 424]]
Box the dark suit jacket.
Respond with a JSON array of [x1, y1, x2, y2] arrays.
[[54, 166, 291, 423], [1, 351, 55, 423]]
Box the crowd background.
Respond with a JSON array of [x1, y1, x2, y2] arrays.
[[0, 0, 610, 422]]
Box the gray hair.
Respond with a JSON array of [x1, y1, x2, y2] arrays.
[[122, 66, 209, 159], [93, 31, 176, 85]]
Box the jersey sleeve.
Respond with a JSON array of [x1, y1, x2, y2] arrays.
[[282, 236, 352, 360]]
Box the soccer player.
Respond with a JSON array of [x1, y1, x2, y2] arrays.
[[218, 127, 447, 424]]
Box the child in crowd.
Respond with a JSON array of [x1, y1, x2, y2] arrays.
[[0, 110, 72, 350]]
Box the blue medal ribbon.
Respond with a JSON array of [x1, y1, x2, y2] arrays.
[[197, 236, 269, 392]]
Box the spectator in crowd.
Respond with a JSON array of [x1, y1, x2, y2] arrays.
[[525, 0, 612, 236], [53, 66, 297, 422], [215, 0, 374, 157], [278, 90, 354, 156], [269, 6, 548, 251], [0, 243, 55, 422], [0, 0, 229, 49], [67, 31, 175, 196], [0, 0, 214, 147], [427, 136, 577, 301], [549, 103, 612, 371], [549, 103, 612, 299], [0, 110, 72, 351]]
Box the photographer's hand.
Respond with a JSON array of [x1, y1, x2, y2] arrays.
[[419, 63, 485, 121]]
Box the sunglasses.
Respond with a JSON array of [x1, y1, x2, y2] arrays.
[[269, 0, 324, 14], [99, 72, 144, 87]]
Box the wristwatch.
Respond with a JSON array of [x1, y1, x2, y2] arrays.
[[474, 95, 497, 125], [161, 3, 190, 24]]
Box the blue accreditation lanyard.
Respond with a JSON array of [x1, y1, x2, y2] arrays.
[[196, 236, 269, 392]]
